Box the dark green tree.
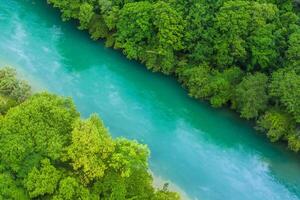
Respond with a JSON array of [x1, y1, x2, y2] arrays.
[[234, 73, 269, 119]]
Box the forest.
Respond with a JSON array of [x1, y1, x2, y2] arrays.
[[47, 0, 300, 152], [0, 67, 179, 200]]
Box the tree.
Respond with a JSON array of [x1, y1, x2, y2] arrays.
[[47, 0, 81, 21], [62, 115, 115, 183], [53, 177, 93, 200], [234, 73, 269, 119], [78, 2, 94, 30], [208, 67, 243, 107], [183, 0, 217, 64], [212, 1, 280, 71], [116, 1, 185, 74], [178, 64, 213, 99], [257, 109, 295, 142], [0, 67, 31, 102], [287, 30, 300, 70], [116, 1, 153, 60], [0, 93, 78, 174], [25, 159, 62, 198], [0, 95, 17, 115], [287, 133, 300, 152], [179, 65, 243, 107], [0, 172, 28, 200], [270, 69, 300, 122]]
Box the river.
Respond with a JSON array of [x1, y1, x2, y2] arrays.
[[1, 1, 300, 200]]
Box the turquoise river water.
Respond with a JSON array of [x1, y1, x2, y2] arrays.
[[1, 1, 300, 200]]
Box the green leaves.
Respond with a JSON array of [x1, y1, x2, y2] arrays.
[[110, 138, 149, 178], [116, 1, 184, 74], [0, 172, 28, 200], [0, 67, 31, 104], [116, 1, 153, 59], [234, 73, 269, 119], [287, 30, 300, 69], [178, 64, 213, 99], [25, 159, 62, 198], [0, 95, 17, 115], [213, 1, 280, 70], [270, 69, 300, 122], [78, 3, 94, 30], [63, 115, 114, 183], [257, 110, 294, 142], [0, 93, 78, 174], [53, 177, 92, 200], [179, 65, 243, 108]]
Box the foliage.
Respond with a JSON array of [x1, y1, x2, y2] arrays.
[[0, 67, 31, 114], [0, 172, 28, 200], [234, 73, 269, 119], [63, 115, 115, 183], [0, 95, 17, 114], [0, 93, 78, 174], [257, 109, 295, 142], [270, 69, 300, 122], [25, 159, 62, 198], [179, 65, 243, 108]]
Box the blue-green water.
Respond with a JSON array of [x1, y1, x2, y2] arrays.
[[1, 1, 300, 199]]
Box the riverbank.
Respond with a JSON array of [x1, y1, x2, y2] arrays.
[[47, 0, 300, 153], [0, 66, 180, 199], [2, 1, 300, 199], [152, 173, 191, 200]]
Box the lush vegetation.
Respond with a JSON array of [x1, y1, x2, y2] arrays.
[[47, 0, 300, 152], [0, 67, 180, 200]]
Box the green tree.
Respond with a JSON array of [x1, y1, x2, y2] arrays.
[[25, 159, 62, 198], [270, 69, 300, 122], [179, 65, 243, 107], [78, 2, 94, 30], [116, 1, 185, 74], [0, 172, 28, 200], [287, 133, 300, 152], [234, 73, 269, 119], [63, 115, 115, 183], [257, 109, 295, 142], [0, 95, 17, 115], [0, 93, 78, 174], [53, 177, 93, 200], [178, 64, 213, 99], [0, 67, 31, 102], [213, 1, 279, 71], [208, 67, 243, 107], [287, 30, 300, 71]]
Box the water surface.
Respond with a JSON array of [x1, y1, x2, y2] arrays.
[[1, 1, 300, 199]]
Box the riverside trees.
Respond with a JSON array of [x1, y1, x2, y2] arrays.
[[47, 0, 300, 151], [0, 67, 179, 200]]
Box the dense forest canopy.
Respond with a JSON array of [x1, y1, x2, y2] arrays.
[[47, 0, 300, 152], [0, 67, 180, 200]]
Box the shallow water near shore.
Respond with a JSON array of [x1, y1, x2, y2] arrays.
[[1, 1, 300, 200]]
